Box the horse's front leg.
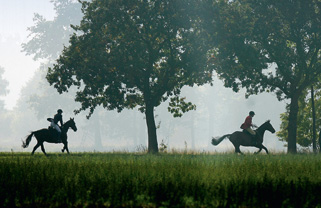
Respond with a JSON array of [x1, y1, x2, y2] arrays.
[[62, 141, 70, 154], [40, 143, 47, 156], [255, 147, 262, 154], [262, 144, 269, 154], [61, 143, 65, 153], [65, 143, 70, 154], [255, 144, 269, 154], [61, 138, 66, 153]]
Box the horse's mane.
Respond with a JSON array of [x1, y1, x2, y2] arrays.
[[64, 118, 74, 125], [257, 120, 271, 129]]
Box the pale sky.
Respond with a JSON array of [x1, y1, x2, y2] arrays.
[[0, 0, 55, 110]]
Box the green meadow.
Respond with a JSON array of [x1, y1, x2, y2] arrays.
[[1, 152, 321, 207]]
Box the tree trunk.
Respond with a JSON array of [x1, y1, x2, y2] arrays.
[[311, 86, 317, 153], [287, 94, 299, 154], [145, 103, 158, 153]]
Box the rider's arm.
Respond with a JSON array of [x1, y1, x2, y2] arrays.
[[60, 116, 63, 126]]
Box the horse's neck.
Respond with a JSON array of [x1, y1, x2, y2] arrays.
[[257, 126, 267, 137], [62, 122, 70, 133]]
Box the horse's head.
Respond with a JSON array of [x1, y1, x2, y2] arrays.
[[66, 118, 77, 132], [264, 120, 275, 133]]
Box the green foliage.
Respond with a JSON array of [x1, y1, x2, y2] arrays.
[[159, 139, 168, 153], [278, 87, 321, 148], [22, 0, 83, 61], [168, 96, 196, 118], [206, 0, 321, 153], [1, 153, 321, 207], [47, 0, 211, 116], [207, 0, 321, 98]]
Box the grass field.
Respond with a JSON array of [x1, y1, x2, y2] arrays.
[[1, 152, 321, 207]]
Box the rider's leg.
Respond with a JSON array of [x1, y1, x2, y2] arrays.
[[53, 124, 62, 142], [246, 128, 256, 136], [50, 121, 55, 128], [246, 128, 258, 144]]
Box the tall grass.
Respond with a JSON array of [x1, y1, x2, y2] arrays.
[[1, 153, 321, 207]]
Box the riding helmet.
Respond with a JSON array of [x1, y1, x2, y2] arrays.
[[249, 111, 255, 115], [57, 109, 63, 113]]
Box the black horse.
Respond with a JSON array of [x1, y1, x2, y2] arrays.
[[211, 120, 276, 154], [22, 118, 77, 155]]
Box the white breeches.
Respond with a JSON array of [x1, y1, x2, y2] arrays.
[[51, 122, 61, 133]]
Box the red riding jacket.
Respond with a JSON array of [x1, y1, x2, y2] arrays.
[[241, 115, 253, 129]]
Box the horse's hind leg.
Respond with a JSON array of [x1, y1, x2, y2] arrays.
[[40, 143, 47, 156], [255, 149, 262, 154], [230, 136, 243, 155], [31, 142, 41, 155], [254, 144, 269, 154], [234, 145, 243, 155]]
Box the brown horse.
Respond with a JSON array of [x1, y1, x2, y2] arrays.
[[212, 120, 276, 154], [22, 118, 77, 155]]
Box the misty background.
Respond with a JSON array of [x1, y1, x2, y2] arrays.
[[0, 0, 287, 153]]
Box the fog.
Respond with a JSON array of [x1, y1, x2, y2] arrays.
[[0, 0, 287, 153]]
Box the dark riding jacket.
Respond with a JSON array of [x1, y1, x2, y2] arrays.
[[53, 113, 63, 126]]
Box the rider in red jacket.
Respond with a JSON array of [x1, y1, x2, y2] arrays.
[[241, 111, 258, 141]]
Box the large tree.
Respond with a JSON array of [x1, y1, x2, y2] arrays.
[[207, 0, 321, 153], [47, 0, 211, 153], [277, 84, 321, 151]]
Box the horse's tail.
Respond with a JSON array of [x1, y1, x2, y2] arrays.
[[211, 134, 231, 146], [22, 132, 34, 148]]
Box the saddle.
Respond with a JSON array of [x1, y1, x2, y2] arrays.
[[242, 129, 253, 136]]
